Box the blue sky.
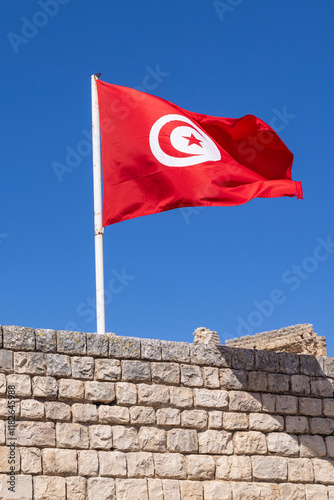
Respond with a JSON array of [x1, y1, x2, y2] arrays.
[[1, 1, 334, 355]]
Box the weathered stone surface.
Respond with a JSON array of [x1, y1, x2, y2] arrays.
[[58, 379, 83, 400], [14, 352, 46, 375], [312, 458, 334, 484], [71, 356, 94, 379], [229, 391, 261, 412], [7, 374, 31, 397], [66, 477, 86, 500], [326, 436, 334, 458], [261, 393, 276, 413], [181, 364, 203, 387], [279, 483, 306, 500], [33, 476, 66, 500], [87, 333, 109, 357], [305, 484, 328, 500], [255, 350, 279, 372], [130, 406, 155, 425], [231, 347, 254, 371], [138, 384, 169, 406], [267, 373, 290, 393], [181, 409, 207, 429], [156, 408, 180, 426], [42, 448, 77, 474], [154, 453, 186, 478], [168, 428, 198, 453], [87, 477, 116, 500], [275, 395, 298, 414], [89, 425, 112, 449], [139, 427, 167, 452], [220, 369, 247, 390], [232, 482, 280, 500], [57, 330, 86, 355], [186, 454, 215, 480], [56, 423, 89, 449], [195, 389, 228, 409], [109, 337, 141, 359], [300, 354, 323, 376], [0, 398, 19, 418], [44, 402, 71, 421], [84, 381, 115, 402], [72, 403, 98, 423], [147, 478, 164, 500], [252, 455, 287, 481], [32, 376, 58, 399], [3, 326, 35, 351], [299, 434, 326, 457], [98, 405, 130, 425], [208, 411, 223, 429], [299, 397, 322, 416], [234, 431, 267, 455], [21, 399, 45, 419], [202, 367, 220, 388], [0, 446, 20, 473], [95, 359, 121, 381], [162, 480, 181, 500], [311, 377, 333, 397], [223, 412, 248, 430], [310, 417, 334, 435], [287, 458, 314, 482], [285, 416, 309, 434], [35, 329, 57, 352], [198, 430, 233, 454], [15, 422, 55, 447], [179, 480, 203, 500], [127, 451, 154, 477], [116, 382, 137, 405], [267, 432, 299, 456], [249, 413, 284, 432], [323, 398, 334, 417], [20, 447, 42, 474], [47, 353, 72, 378], [279, 352, 300, 374], [99, 451, 126, 477], [151, 362, 180, 385], [0, 350, 13, 372], [140, 339, 162, 361], [170, 386, 193, 408], [248, 371, 267, 392], [0, 422, 4, 445], [203, 481, 232, 500], [216, 455, 252, 480], [191, 343, 230, 367], [122, 360, 151, 382], [0, 474, 33, 500], [115, 479, 148, 500], [161, 341, 190, 363], [112, 426, 139, 451], [78, 450, 98, 476], [291, 374, 310, 395]]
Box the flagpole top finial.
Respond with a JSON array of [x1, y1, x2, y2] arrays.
[[94, 73, 101, 80]]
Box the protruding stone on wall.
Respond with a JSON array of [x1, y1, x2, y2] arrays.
[[193, 327, 221, 345]]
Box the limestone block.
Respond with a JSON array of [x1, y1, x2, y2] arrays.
[[167, 428, 198, 453], [99, 405, 129, 425], [299, 435, 326, 458], [72, 403, 98, 423], [186, 454, 215, 480], [44, 402, 71, 421], [115, 479, 148, 500], [248, 371, 267, 392], [46, 354, 71, 377], [0, 422, 5, 445], [329, 486, 334, 499], [89, 425, 112, 449], [220, 369, 247, 390], [130, 406, 156, 425], [279, 352, 300, 375], [324, 398, 334, 417], [311, 377, 333, 397], [181, 365, 203, 387], [58, 379, 83, 400], [305, 484, 328, 500], [231, 348, 255, 371], [116, 382, 137, 405], [154, 453, 186, 479], [0, 350, 13, 372], [95, 359, 121, 381], [179, 480, 203, 500], [109, 337, 141, 359], [326, 436, 334, 458], [181, 409, 207, 429], [208, 411, 223, 429], [0, 474, 32, 500], [267, 373, 290, 393], [99, 451, 126, 477], [267, 432, 299, 456], [234, 431, 267, 455], [310, 417, 334, 435], [261, 393, 276, 413], [87, 478, 116, 500], [20, 399, 44, 419], [14, 352, 46, 375], [162, 479, 181, 500], [275, 395, 298, 414], [122, 360, 151, 383], [139, 427, 167, 452], [3, 326, 35, 351], [279, 483, 306, 500], [112, 426, 139, 451], [191, 343, 230, 367], [87, 333, 109, 357], [287, 458, 314, 482], [291, 374, 310, 395], [127, 452, 154, 477], [71, 356, 94, 379], [198, 430, 233, 454], [147, 479, 164, 500], [7, 374, 31, 397], [32, 376, 58, 398], [252, 456, 287, 481], [249, 413, 283, 432], [312, 458, 334, 484], [300, 355, 323, 376], [229, 391, 262, 412], [138, 384, 169, 406], [78, 450, 98, 476], [141, 339, 162, 361], [35, 328, 57, 353], [57, 330, 86, 355], [194, 389, 228, 409], [15, 422, 55, 447], [299, 397, 322, 416], [151, 362, 180, 385], [170, 386, 193, 408], [42, 448, 77, 475], [0, 446, 20, 473], [56, 423, 89, 449], [202, 367, 220, 389], [285, 416, 309, 434], [0, 399, 19, 418], [255, 350, 279, 372], [232, 482, 281, 500], [216, 455, 252, 481], [85, 381, 115, 402], [66, 477, 86, 500], [33, 476, 66, 500], [161, 340, 190, 363], [223, 412, 248, 430], [203, 481, 232, 500], [157, 408, 180, 426]]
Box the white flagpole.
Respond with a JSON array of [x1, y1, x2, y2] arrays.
[[91, 73, 106, 335]]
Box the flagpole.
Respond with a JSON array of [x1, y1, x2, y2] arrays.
[[91, 73, 105, 335]]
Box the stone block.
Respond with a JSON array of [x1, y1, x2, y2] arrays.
[[99, 405, 129, 425], [95, 359, 121, 381], [181, 365, 203, 387], [179, 480, 203, 500], [261, 393, 276, 413], [78, 450, 98, 476], [249, 413, 284, 432], [229, 391, 261, 412], [99, 451, 126, 477], [291, 374, 310, 395], [305, 484, 328, 500], [252, 455, 287, 481], [20, 399, 44, 419], [202, 367, 220, 388], [267, 373, 290, 393], [156, 408, 180, 426], [300, 354, 323, 376], [181, 409, 207, 429], [14, 352, 46, 376], [130, 406, 155, 425], [0, 350, 13, 373], [115, 479, 148, 500], [191, 344, 231, 367], [327, 436, 334, 458], [223, 412, 248, 430], [198, 430, 233, 454], [234, 431, 267, 455], [46, 353, 71, 377], [0, 446, 20, 473], [34, 476, 66, 500], [87, 333, 109, 357], [278, 352, 300, 374], [255, 350, 279, 372], [112, 426, 139, 451], [57, 330, 86, 355], [186, 454, 215, 480], [147, 479, 164, 500], [216, 455, 252, 481], [231, 347, 255, 371], [324, 398, 334, 417], [15, 422, 55, 447], [285, 415, 309, 434], [170, 386, 193, 408], [35, 329, 57, 352], [122, 360, 151, 382], [127, 451, 154, 477], [162, 480, 181, 500], [168, 428, 198, 453], [58, 379, 83, 400], [0, 422, 5, 445], [267, 432, 299, 456], [138, 384, 169, 406], [3, 326, 35, 351], [310, 417, 334, 435], [161, 341, 190, 363], [220, 369, 247, 390], [7, 374, 31, 397], [151, 362, 180, 385], [275, 395, 298, 414], [44, 402, 71, 421], [248, 371, 267, 392], [154, 453, 186, 478], [20, 448, 41, 474], [194, 389, 228, 409], [139, 427, 167, 452], [0, 474, 33, 500], [85, 381, 115, 402], [311, 377, 333, 397], [299, 435, 326, 458], [312, 458, 334, 484], [116, 382, 137, 405], [109, 337, 141, 359], [279, 483, 306, 500], [72, 403, 98, 423], [203, 481, 232, 500], [66, 477, 86, 500], [233, 482, 280, 500], [299, 397, 322, 416], [56, 423, 89, 449], [208, 411, 223, 429], [287, 458, 314, 483], [324, 357, 334, 379], [32, 376, 58, 399], [42, 448, 77, 475], [0, 398, 19, 419], [87, 478, 116, 500], [89, 425, 112, 449], [71, 356, 94, 379], [140, 339, 162, 360]]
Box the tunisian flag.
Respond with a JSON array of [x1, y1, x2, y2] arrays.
[[97, 80, 302, 226]]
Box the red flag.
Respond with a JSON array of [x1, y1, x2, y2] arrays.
[[97, 80, 302, 226]]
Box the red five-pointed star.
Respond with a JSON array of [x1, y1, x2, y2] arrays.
[[183, 133, 203, 147]]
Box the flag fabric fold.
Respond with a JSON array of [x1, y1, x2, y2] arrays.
[[97, 80, 302, 226]]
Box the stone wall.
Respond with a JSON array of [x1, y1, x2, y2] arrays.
[[0, 325, 334, 499]]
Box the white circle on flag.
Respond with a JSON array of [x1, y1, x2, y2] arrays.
[[149, 114, 221, 167]]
